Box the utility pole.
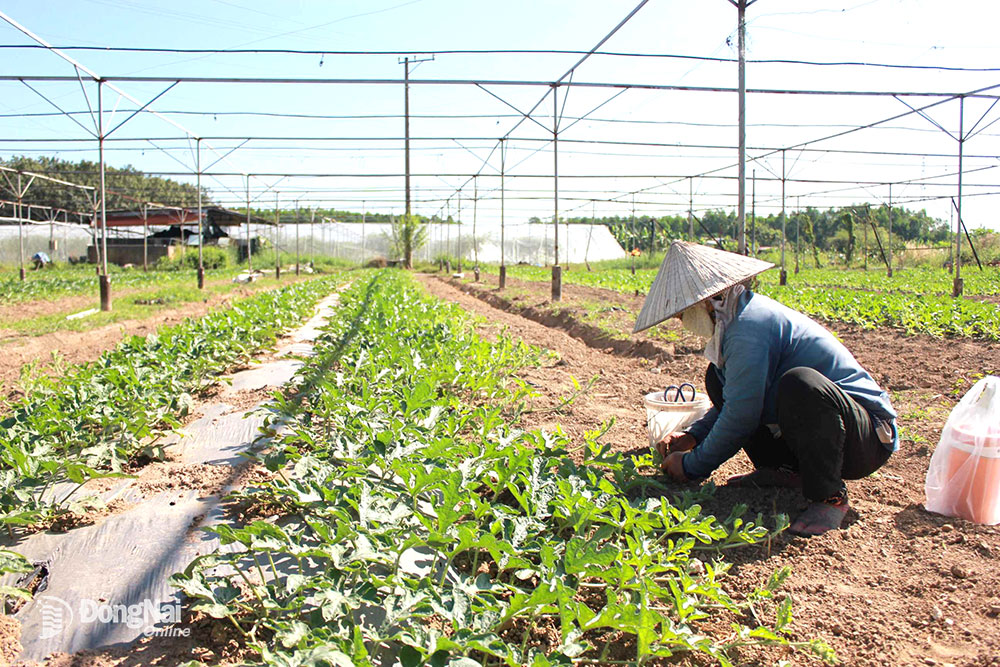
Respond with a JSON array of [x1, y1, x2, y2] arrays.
[[731, 0, 756, 254], [400, 55, 433, 225]]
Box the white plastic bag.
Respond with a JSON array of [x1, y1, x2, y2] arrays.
[[925, 375, 1000, 525]]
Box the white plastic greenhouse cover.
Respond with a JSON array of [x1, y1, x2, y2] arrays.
[[297, 221, 627, 265], [0, 221, 627, 266]]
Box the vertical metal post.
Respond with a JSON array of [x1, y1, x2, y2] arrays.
[[779, 149, 787, 286], [97, 80, 111, 311], [688, 177, 694, 240], [947, 205, 954, 273], [274, 192, 281, 279], [361, 200, 367, 264], [887, 183, 893, 278], [309, 206, 314, 267], [17, 175, 24, 281], [403, 57, 411, 221], [295, 200, 301, 275], [142, 201, 148, 272], [196, 137, 204, 289], [499, 139, 507, 289], [736, 0, 748, 254], [588, 200, 595, 268], [954, 96, 965, 297], [473, 176, 480, 281], [864, 204, 869, 270], [551, 85, 561, 302], [246, 175, 252, 271], [457, 193, 462, 271], [565, 211, 570, 271], [751, 169, 757, 255], [795, 196, 800, 275], [630, 193, 636, 275]]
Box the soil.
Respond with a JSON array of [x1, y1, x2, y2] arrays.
[[417, 272, 1000, 667], [6, 299, 321, 666], [0, 294, 233, 403], [22, 610, 249, 667], [0, 615, 21, 666], [0, 277, 311, 404]]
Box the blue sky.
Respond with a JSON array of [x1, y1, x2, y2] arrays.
[[1, 0, 1000, 231]]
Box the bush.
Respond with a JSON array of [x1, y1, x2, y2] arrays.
[[155, 245, 233, 271]]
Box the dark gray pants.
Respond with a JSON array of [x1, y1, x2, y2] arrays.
[[705, 365, 892, 500]]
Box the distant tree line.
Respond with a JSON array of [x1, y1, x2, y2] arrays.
[[551, 205, 952, 258], [0, 156, 209, 219]]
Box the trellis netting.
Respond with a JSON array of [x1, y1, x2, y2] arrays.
[[0, 220, 627, 267], [285, 221, 627, 265], [0, 221, 94, 264]]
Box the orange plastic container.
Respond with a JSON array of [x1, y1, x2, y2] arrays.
[[945, 421, 1000, 524]]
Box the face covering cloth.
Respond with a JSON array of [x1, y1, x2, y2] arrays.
[[702, 284, 747, 366], [681, 303, 716, 340]]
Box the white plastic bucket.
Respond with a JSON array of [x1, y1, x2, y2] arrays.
[[644, 384, 711, 447]]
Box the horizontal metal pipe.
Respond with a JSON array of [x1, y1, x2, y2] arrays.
[[2, 74, 1000, 99]]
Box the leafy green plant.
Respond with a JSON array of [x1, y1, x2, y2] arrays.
[[481, 264, 1000, 341], [0, 274, 346, 529], [173, 270, 831, 666]]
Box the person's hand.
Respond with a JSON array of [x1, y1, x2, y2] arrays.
[[655, 431, 696, 459], [663, 451, 689, 482]]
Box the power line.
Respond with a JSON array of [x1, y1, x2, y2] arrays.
[[2, 44, 997, 73]]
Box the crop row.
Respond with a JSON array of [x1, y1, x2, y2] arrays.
[[0, 274, 345, 528], [756, 265, 1000, 298], [487, 264, 1000, 341], [763, 284, 1000, 340], [490, 263, 1000, 299], [173, 270, 832, 666], [0, 266, 236, 304]]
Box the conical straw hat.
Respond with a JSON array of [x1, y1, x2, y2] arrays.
[[633, 241, 773, 333]]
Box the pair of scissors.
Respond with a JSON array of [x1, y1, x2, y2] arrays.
[[663, 383, 696, 403]]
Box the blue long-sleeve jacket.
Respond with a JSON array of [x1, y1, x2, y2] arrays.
[[682, 291, 897, 479]]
